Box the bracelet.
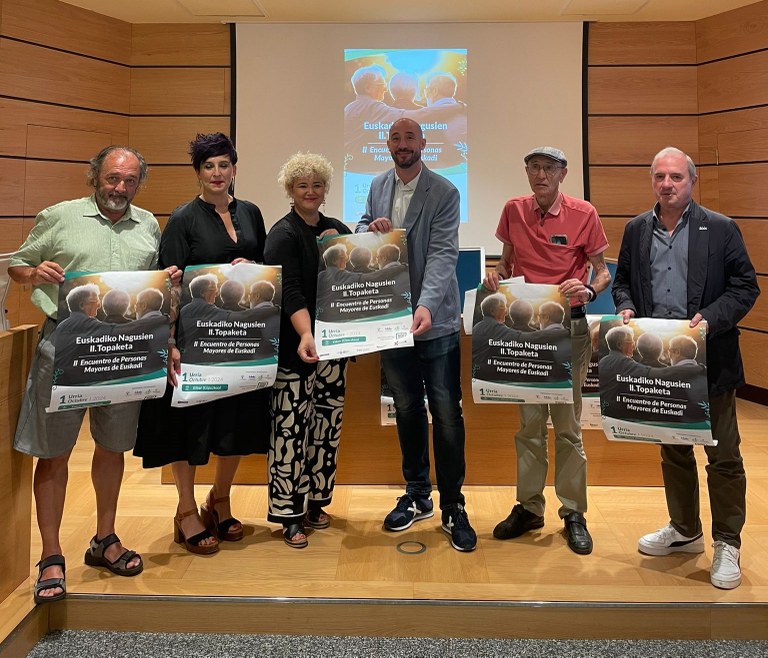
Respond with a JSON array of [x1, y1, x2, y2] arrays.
[[585, 284, 597, 302], [167, 337, 176, 346]]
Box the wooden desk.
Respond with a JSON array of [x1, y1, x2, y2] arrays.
[[0, 325, 37, 602], [168, 333, 662, 487]]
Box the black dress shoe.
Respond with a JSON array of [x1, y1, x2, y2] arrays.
[[564, 512, 593, 555], [493, 504, 545, 540]]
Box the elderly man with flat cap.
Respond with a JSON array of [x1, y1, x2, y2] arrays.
[[483, 146, 611, 555]]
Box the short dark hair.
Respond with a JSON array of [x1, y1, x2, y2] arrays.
[[189, 133, 238, 171], [86, 146, 148, 188]]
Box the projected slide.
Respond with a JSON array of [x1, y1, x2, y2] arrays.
[[343, 48, 468, 223]]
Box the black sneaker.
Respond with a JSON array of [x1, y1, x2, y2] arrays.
[[493, 503, 545, 540], [383, 493, 434, 531], [441, 504, 477, 552]]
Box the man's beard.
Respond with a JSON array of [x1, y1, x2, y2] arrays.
[[391, 149, 421, 169], [97, 189, 130, 212]]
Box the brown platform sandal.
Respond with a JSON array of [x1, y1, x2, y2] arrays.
[[173, 508, 219, 555], [200, 491, 244, 542]]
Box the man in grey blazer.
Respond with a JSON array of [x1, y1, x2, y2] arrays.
[[356, 118, 476, 552]]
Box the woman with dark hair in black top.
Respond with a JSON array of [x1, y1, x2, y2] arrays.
[[263, 152, 351, 548], [135, 133, 270, 555]]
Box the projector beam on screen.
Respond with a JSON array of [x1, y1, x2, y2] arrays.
[[235, 22, 583, 257]]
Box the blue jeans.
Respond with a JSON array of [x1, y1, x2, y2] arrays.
[[380, 331, 466, 508]]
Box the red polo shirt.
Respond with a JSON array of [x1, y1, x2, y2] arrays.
[[495, 192, 608, 289]]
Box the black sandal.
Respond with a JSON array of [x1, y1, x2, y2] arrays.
[[84, 533, 143, 576], [200, 492, 244, 542], [34, 554, 66, 604], [305, 507, 331, 529], [282, 523, 308, 549]]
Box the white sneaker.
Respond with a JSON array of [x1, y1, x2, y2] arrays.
[[711, 541, 741, 590], [637, 524, 705, 556]]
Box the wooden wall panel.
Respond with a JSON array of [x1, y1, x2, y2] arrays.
[[588, 116, 699, 165], [588, 67, 698, 115], [0, 158, 25, 216], [740, 329, 768, 387], [0, 39, 130, 114], [716, 126, 768, 164], [129, 117, 231, 164], [699, 106, 768, 163], [26, 125, 112, 162], [741, 277, 768, 331], [698, 51, 768, 115], [0, 218, 23, 254], [130, 68, 230, 115], [133, 167, 198, 216], [696, 165, 720, 211], [599, 217, 631, 261], [588, 167, 659, 217], [1, 0, 131, 63], [130, 24, 229, 67], [0, 98, 129, 158], [696, 0, 768, 63], [716, 163, 768, 218], [22, 161, 91, 216], [736, 219, 768, 273], [589, 22, 696, 65]]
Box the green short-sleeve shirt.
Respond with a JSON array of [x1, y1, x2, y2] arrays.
[[9, 196, 160, 319]]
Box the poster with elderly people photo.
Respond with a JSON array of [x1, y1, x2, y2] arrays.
[[598, 316, 714, 446], [171, 262, 281, 407], [471, 281, 573, 404], [47, 270, 171, 411], [315, 229, 414, 359]]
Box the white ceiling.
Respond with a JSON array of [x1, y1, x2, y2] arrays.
[[60, 0, 764, 24]]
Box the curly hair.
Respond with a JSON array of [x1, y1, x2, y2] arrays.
[[189, 133, 238, 172], [277, 152, 333, 196]]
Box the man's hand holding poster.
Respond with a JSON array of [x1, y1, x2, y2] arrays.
[[471, 282, 573, 404], [598, 317, 714, 446], [171, 263, 281, 407], [315, 229, 414, 359], [47, 270, 171, 411]]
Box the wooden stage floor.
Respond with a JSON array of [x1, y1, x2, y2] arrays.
[[2, 400, 768, 644]]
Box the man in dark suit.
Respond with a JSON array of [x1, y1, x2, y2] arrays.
[[613, 146, 759, 589], [356, 117, 475, 552]]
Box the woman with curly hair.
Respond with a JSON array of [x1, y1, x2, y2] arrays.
[[263, 152, 350, 548]]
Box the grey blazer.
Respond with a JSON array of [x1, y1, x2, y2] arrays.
[[356, 166, 461, 341]]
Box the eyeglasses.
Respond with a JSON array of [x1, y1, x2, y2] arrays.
[[526, 163, 563, 176]]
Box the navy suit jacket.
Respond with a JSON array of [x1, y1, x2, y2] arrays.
[[612, 202, 759, 396]]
